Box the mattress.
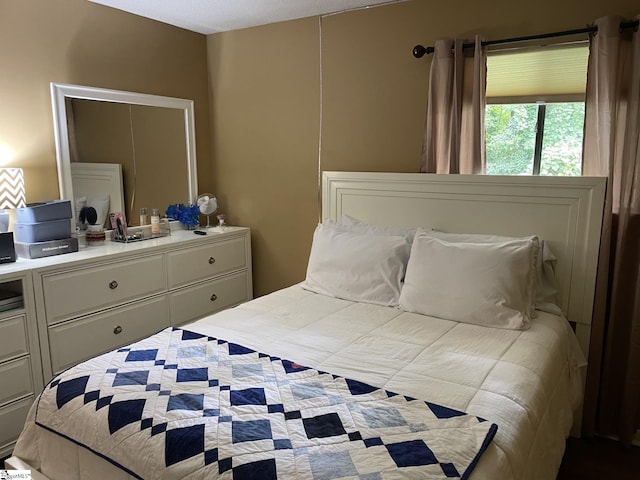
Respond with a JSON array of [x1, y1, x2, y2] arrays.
[[13, 284, 585, 479]]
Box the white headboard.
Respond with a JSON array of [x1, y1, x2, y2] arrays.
[[322, 171, 606, 356]]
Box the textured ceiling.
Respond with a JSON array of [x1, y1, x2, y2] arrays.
[[89, 0, 399, 34]]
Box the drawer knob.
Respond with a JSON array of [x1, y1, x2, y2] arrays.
[[113, 325, 123, 335], [209, 256, 216, 265], [210, 294, 218, 302], [109, 280, 119, 290]]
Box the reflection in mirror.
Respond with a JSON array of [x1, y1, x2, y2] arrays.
[[50, 83, 198, 227]]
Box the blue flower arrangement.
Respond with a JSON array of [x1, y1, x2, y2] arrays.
[[166, 203, 200, 228]]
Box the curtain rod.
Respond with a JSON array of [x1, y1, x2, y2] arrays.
[[412, 20, 639, 58]]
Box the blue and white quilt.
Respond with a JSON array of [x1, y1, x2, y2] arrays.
[[35, 327, 497, 479]]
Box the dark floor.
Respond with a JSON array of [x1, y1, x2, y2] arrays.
[[558, 436, 640, 480]]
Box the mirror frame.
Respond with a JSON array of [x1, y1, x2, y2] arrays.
[[50, 82, 198, 222]]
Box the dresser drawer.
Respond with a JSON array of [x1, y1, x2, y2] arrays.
[[168, 236, 247, 288], [49, 295, 170, 375], [42, 254, 166, 324], [169, 271, 249, 327], [0, 357, 33, 407], [0, 315, 29, 363], [0, 395, 34, 454]]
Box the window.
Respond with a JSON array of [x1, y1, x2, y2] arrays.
[[484, 44, 589, 176], [485, 102, 584, 176]]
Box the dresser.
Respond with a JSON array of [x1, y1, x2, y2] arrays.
[[0, 227, 252, 457], [0, 270, 43, 459]]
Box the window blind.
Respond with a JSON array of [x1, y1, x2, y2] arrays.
[[486, 43, 589, 102]]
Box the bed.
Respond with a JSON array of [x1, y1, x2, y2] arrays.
[[6, 172, 606, 480]]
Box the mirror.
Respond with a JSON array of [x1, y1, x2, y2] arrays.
[[50, 83, 198, 227]]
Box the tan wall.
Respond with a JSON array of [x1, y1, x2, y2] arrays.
[[2, 0, 636, 297], [207, 0, 638, 297], [207, 18, 320, 297], [0, 0, 211, 206]]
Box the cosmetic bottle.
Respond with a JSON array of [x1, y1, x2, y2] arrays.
[[160, 216, 171, 236], [73, 226, 87, 249], [150, 208, 160, 236], [140, 207, 148, 226]]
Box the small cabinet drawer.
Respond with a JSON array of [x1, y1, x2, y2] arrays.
[[168, 236, 247, 289], [0, 395, 34, 453], [48, 295, 170, 375], [0, 357, 33, 406], [42, 254, 166, 325], [0, 315, 29, 363], [169, 271, 249, 327]]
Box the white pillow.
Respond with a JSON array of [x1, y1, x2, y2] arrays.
[[302, 222, 409, 306], [535, 241, 561, 314], [399, 230, 538, 330], [340, 214, 418, 243], [427, 230, 561, 313]]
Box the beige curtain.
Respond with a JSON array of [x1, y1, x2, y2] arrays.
[[421, 36, 486, 174], [582, 15, 640, 445]]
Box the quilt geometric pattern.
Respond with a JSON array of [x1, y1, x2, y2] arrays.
[[35, 327, 497, 480]]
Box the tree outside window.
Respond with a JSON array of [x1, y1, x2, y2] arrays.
[[485, 102, 584, 176]]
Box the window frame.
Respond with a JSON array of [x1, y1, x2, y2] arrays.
[[485, 93, 585, 176]]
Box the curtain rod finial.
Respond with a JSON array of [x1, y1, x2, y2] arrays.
[[412, 45, 427, 58], [413, 45, 434, 58]]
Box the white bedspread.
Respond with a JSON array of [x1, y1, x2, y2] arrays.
[[14, 285, 585, 479]]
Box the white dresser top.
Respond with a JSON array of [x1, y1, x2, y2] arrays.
[[0, 227, 249, 275]]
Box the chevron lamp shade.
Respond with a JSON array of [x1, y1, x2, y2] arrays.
[[0, 168, 26, 209]]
